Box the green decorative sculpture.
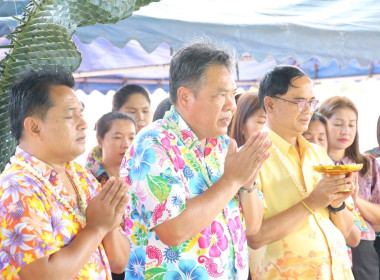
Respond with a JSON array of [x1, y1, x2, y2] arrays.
[[0, 0, 159, 171]]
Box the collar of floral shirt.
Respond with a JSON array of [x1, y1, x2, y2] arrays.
[[13, 146, 60, 186]]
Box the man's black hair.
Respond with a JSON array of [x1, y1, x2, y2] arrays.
[[9, 67, 75, 141]]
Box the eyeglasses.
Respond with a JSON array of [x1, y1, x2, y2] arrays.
[[273, 96, 319, 112]]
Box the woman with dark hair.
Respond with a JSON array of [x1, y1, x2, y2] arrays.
[[152, 97, 172, 121], [229, 91, 266, 280], [86, 84, 152, 176], [302, 112, 329, 150], [304, 111, 364, 268], [229, 91, 266, 147], [91, 111, 136, 280], [112, 84, 152, 132], [319, 96, 380, 280], [93, 112, 136, 185]]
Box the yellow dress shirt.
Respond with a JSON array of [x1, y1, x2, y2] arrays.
[[250, 128, 354, 280]]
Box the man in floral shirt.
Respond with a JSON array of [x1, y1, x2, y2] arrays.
[[120, 41, 272, 279], [0, 68, 130, 279]]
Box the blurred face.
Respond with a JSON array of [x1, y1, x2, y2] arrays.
[[98, 119, 136, 166], [38, 85, 88, 162], [303, 120, 328, 150], [185, 65, 237, 140], [269, 76, 315, 137], [326, 107, 357, 151], [243, 108, 266, 141], [119, 93, 152, 132]]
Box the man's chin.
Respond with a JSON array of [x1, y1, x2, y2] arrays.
[[214, 128, 228, 138], [72, 147, 86, 160], [298, 124, 309, 134]]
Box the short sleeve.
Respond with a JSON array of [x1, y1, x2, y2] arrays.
[[256, 189, 267, 212], [85, 146, 102, 173], [0, 175, 60, 272], [121, 131, 187, 232]]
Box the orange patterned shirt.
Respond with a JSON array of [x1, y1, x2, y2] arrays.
[[0, 147, 112, 279]]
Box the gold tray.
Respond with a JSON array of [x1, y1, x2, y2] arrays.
[[313, 163, 363, 175]]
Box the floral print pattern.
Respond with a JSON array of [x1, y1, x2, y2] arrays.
[[164, 259, 208, 280], [333, 156, 380, 240], [86, 145, 103, 176], [121, 107, 249, 279], [0, 148, 112, 279], [198, 221, 228, 258], [366, 147, 380, 160]]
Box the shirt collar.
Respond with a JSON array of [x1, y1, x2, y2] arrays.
[[14, 146, 60, 185], [332, 156, 353, 165], [164, 106, 220, 151], [264, 126, 311, 156], [94, 164, 109, 178]]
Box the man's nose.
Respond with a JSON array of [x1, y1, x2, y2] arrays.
[[224, 93, 236, 112]]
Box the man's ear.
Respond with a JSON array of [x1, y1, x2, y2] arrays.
[[23, 116, 42, 139], [97, 135, 103, 149], [264, 96, 274, 113], [176, 86, 193, 110]]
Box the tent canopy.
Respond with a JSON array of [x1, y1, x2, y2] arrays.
[[1, 0, 380, 93]]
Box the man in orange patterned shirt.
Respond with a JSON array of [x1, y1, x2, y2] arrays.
[[0, 67, 130, 279]]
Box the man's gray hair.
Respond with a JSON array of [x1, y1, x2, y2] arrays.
[[169, 39, 236, 105]]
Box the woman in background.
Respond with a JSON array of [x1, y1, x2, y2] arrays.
[[90, 111, 136, 280], [86, 84, 152, 174], [319, 96, 380, 280], [229, 91, 266, 280], [113, 84, 152, 132], [229, 91, 266, 146], [302, 112, 328, 150], [303, 111, 364, 266], [93, 111, 136, 184]]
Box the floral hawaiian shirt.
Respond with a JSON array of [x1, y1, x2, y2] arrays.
[[366, 147, 380, 169], [0, 148, 112, 279], [86, 146, 102, 176], [89, 162, 109, 188], [120, 107, 249, 280], [332, 155, 380, 240], [366, 147, 380, 159]]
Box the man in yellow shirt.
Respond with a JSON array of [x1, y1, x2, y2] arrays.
[[248, 65, 357, 279]]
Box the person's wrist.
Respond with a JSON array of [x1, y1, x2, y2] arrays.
[[239, 181, 258, 194], [328, 202, 346, 214], [329, 201, 343, 208], [303, 197, 318, 212], [84, 223, 108, 239]]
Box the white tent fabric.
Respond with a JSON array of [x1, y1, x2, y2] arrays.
[[1, 0, 380, 94], [0, 0, 379, 155], [76, 0, 380, 66]]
